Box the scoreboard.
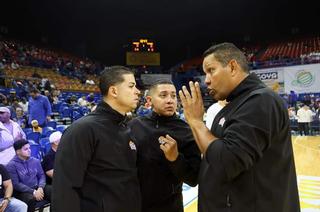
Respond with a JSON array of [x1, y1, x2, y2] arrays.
[[131, 39, 155, 52], [126, 39, 160, 66]]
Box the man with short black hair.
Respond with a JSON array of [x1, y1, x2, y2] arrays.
[[179, 42, 300, 212], [129, 79, 201, 212], [52, 66, 141, 212], [6, 139, 51, 212]]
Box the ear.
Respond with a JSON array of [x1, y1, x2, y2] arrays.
[[146, 96, 153, 107], [228, 59, 239, 76], [108, 86, 118, 98]]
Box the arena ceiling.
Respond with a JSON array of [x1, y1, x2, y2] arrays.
[[1, 0, 319, 68]]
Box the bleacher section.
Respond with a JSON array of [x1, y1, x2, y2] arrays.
[[3, 67, 99, 92]]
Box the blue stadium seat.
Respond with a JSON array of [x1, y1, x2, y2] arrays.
[[39, 138, 51, 155], [26, 132, 41, 143], [46, 121, 57, 129], [56, 125, 67, 133], [23, 128, 33, 135], [61, 107, 72, 119], [29, 142, 42, 160]]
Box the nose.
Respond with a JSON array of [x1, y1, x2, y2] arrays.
[[135, 87, 141, 95], [204, 74, 210, 86]]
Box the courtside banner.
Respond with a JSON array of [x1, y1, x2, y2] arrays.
[[251, 67, 284, 93], [284, 64, 320, 93]]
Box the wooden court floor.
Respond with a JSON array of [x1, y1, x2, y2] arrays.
[[184, 136, 320, 212]]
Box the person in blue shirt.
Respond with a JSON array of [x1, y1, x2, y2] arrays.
[[27, 88, 52, 127]]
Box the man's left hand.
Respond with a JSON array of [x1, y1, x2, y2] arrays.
[[159, 135, 179, 162]]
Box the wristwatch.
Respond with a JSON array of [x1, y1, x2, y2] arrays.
[[3, 197, 11, 202]]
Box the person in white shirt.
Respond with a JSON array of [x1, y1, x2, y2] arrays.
[[0, 107, 26, 165], [297, 104, 314, 136], [205, 100, 227, 129]]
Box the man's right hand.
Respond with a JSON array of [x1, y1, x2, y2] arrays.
[[33, 189, 44, 201]]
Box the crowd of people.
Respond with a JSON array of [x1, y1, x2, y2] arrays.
[[0, 39, 104, 84]]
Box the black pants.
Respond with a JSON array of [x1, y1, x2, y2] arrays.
[[15, 185, 52, 212], [298, 122, 309, 136]]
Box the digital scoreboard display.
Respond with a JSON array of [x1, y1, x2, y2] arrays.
[[127, 38, 160, 66], [131, 39, 155, 52]]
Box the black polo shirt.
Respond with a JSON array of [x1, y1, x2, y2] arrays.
[[0, 164, 10, 198]]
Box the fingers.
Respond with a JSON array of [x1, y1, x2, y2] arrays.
[[182, 85, 192, 101], [179, 90, 187, 107], [189, 81, 198, 100], [159, 135, 176, 153]]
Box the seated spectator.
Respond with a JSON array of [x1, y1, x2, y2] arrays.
[[0, 107, 26, 165], [42, 131, 62, 185], [6, 139, 51, 212], [30, 120, 42, 134], [86, 93, 95, 103], [13, 108, 27, 129], [77, 96, 88, 107], [0, 164, 28, 212], [18, 98, 28, 114]]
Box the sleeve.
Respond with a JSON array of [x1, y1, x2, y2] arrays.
[[6, 163, 34, 193], [18, 125, 26, 140], [43, 96, 52, 117], [168, 123, 201, 187], [0, 131, 14, 151], [205, 94, 281, 182], [36, 160, 46, 188], [42, 155, 54, 172], [52, 122, 96, 212], [0, 165, 10, 181]]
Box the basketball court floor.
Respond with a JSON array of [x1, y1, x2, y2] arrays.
[[183, 136, 320, 212]]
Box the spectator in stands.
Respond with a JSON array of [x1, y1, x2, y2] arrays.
[[297, 103, 314, 136], [13, 108, 27, 129], [28, 88, 52, 127], [128, 80, 201, 212], [52, 66, 141, 212], [67, 95, 77, 106], [77, 96, 88, 107], [0, 164, 28, 212], [6, 139, 51, 212], [178, 42, 300, 211], [0, 107, 26, 165], [0, 94, 8, 107], [86, 92, 94, 103], [18, 98, 28, 114], [7, 90, 18, 105], [41, 131, 62, 185], [30, 120, 42, 134], [10, 61, 20, 70], [43, 90, 53, 104]]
